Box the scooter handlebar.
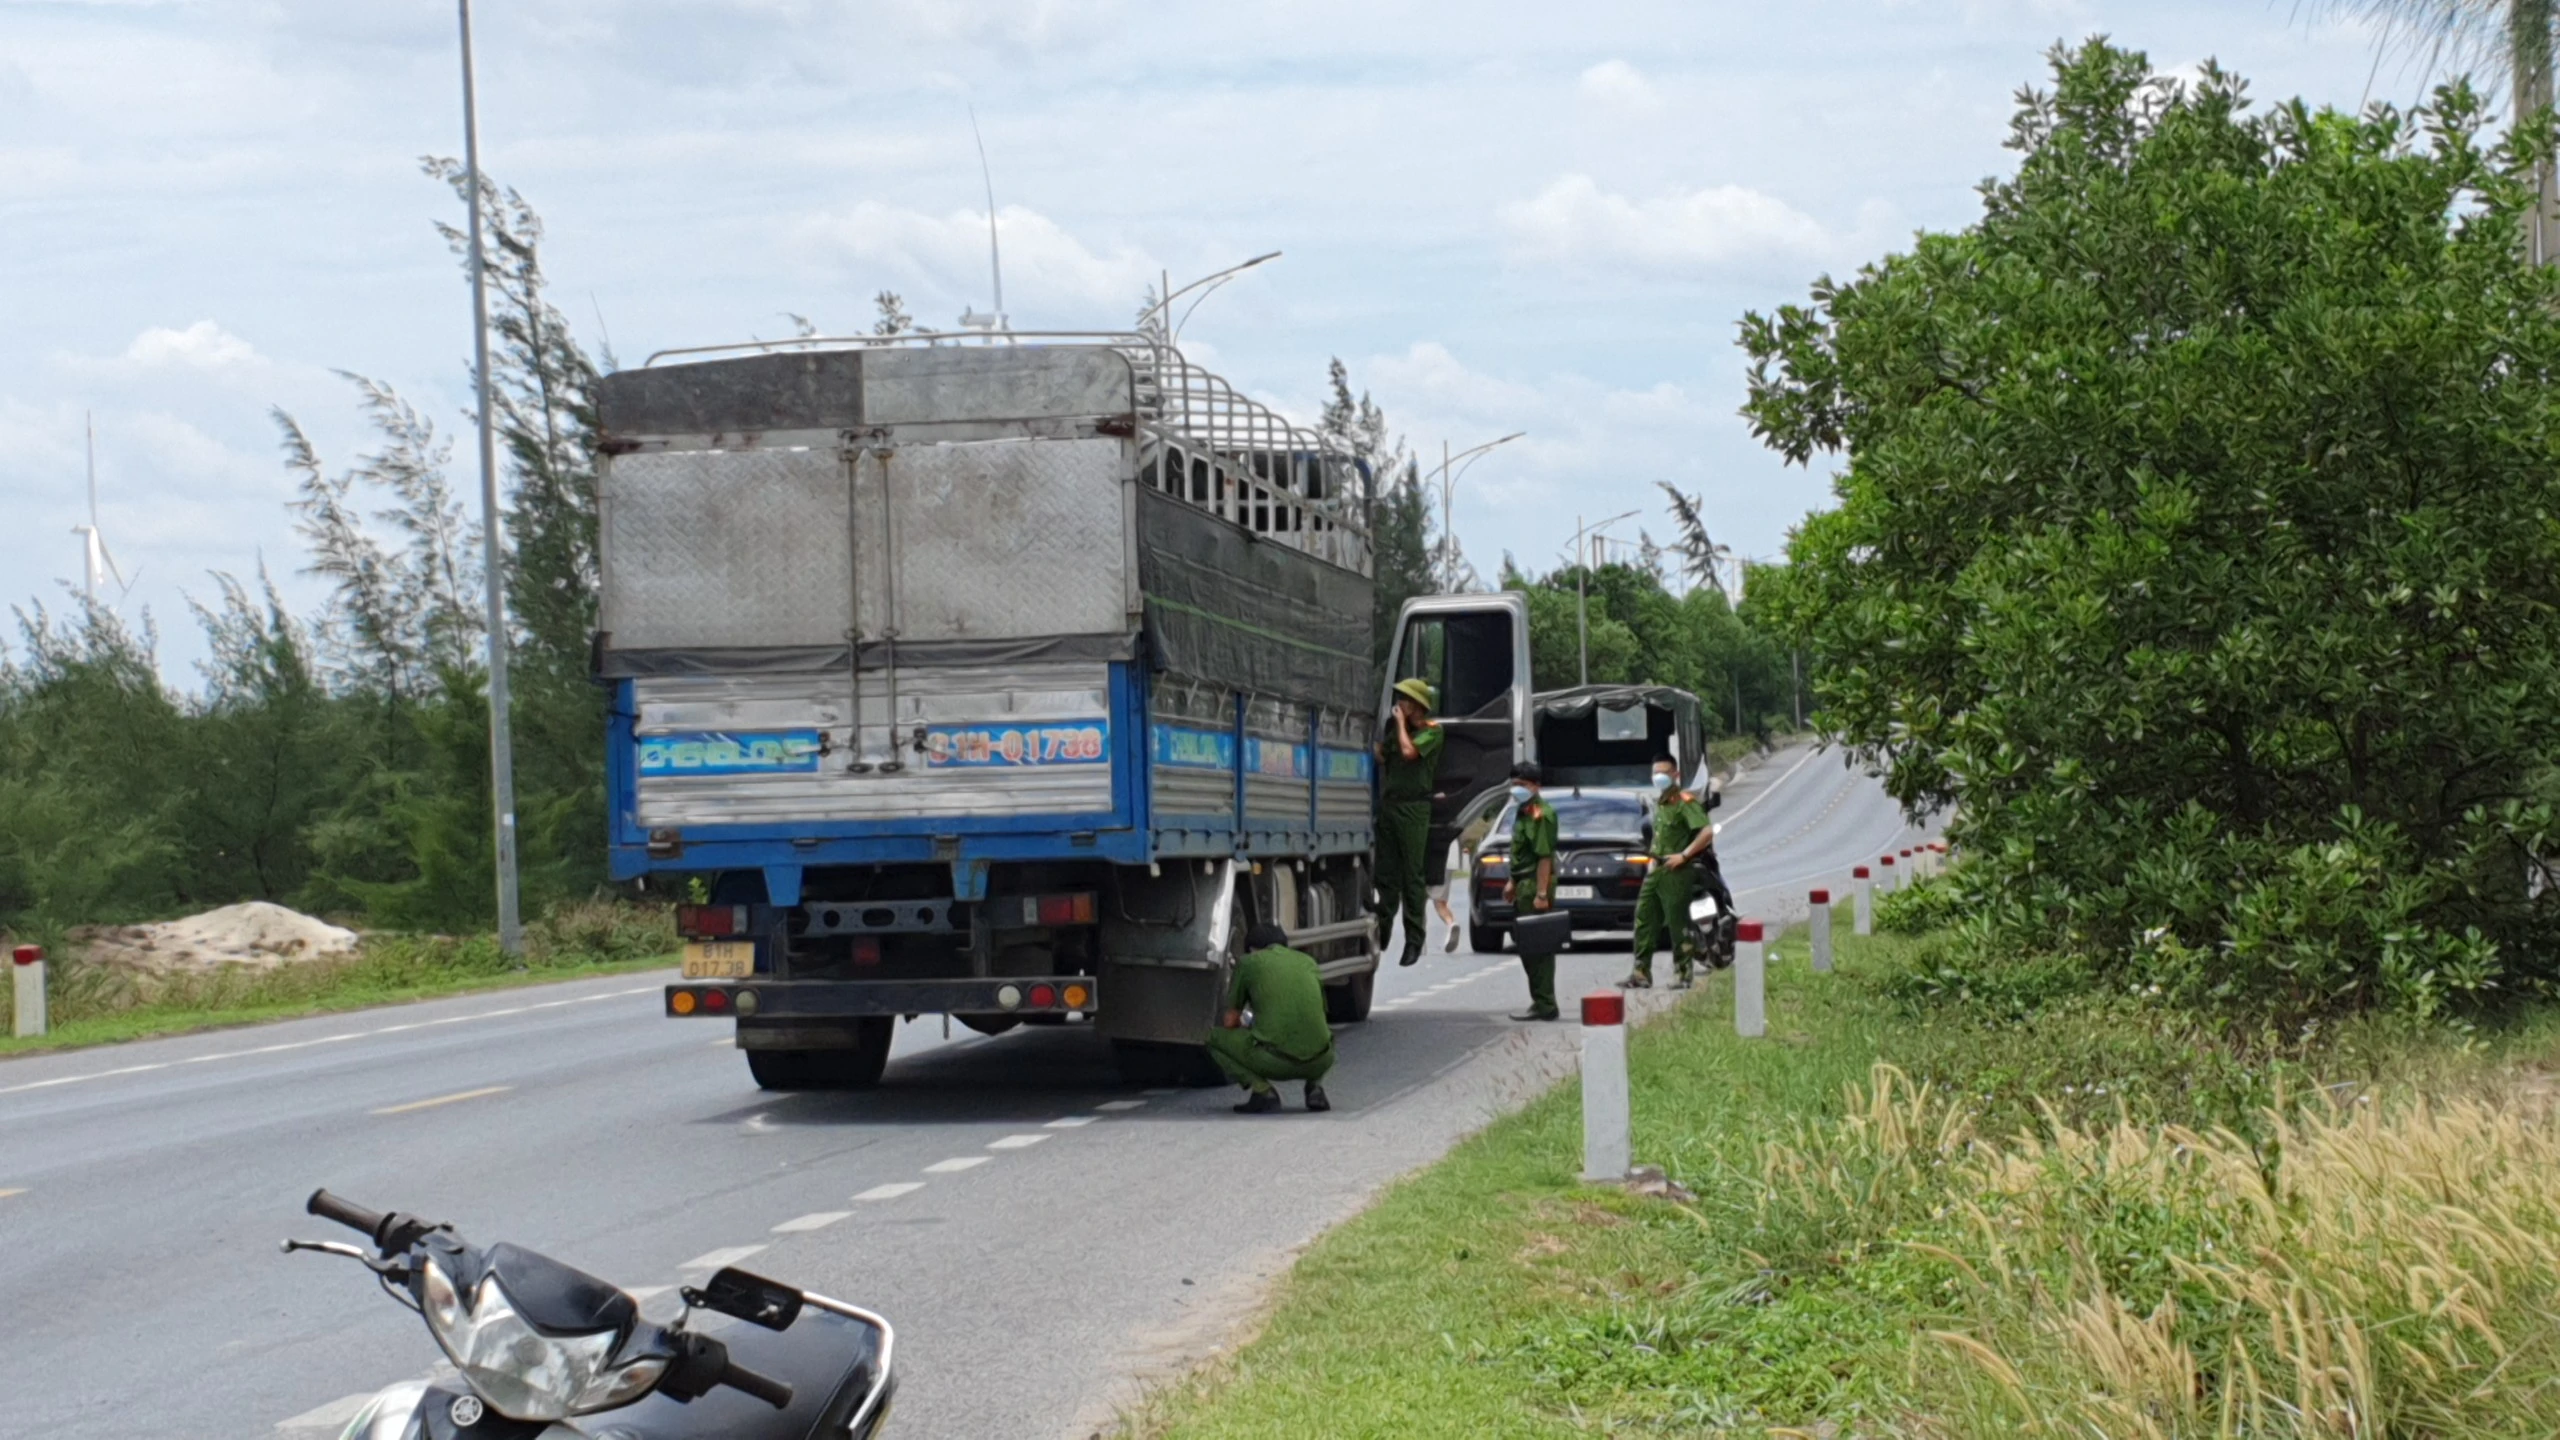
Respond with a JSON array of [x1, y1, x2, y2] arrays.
[[306, 1189, 387, 1240], [720, 1358, 795, 1410]]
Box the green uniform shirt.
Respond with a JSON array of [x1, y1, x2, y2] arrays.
[[1226, 945, 1334, 1062], [1650, 791, 1712, 861], [1509, 798, 1558, 903], [1379, 721, 1444, 803]]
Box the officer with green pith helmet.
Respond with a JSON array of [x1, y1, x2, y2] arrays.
[[1504, 761, 1562, 1021], [1373, 677, 1444, 967], [1625, 754, 1720, 990]]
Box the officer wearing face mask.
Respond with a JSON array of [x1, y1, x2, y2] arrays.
[[1501, 761, 1561, 1021], [1624, 755, 1728, 989]]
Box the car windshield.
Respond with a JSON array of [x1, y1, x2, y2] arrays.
[[1485, 791, 1647, 846]]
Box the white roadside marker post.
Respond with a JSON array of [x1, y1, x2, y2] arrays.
[[1734, 920, 1766, 1038], [1853, 866, 1873, 937], [12, 944, 46, 1039], [1879, 853, 1898, 893], [1579, 991, 1630, 1182], [1902, 848, 1916, 882], [1809, 890, 1833, 974]]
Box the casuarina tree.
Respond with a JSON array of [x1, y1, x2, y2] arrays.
[[1747, 40, 2560, 1020]]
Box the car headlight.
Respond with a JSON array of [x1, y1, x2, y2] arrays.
[[420, 1257, 663, 1421]]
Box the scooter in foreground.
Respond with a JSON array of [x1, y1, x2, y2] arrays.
[[284, 1189, 894, 1439]]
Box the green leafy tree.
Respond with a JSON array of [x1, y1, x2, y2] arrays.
[[1745, 41, 2560, 1020], [1320, 358, 1437, 668]]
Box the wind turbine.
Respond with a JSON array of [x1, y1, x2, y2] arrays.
[[71, 413, 134, 605]]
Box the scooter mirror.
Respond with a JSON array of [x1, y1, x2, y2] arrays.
[[694, 1267, 805, 1332]]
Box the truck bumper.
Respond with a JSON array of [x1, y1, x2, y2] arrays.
[[665, 976, 1097, 1022]]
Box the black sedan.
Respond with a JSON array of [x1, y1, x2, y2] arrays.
[[1466, 789, 1655, 952]]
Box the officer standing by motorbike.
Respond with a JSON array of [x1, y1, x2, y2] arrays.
[[1624, 755, 1729, 990], [1503, 762, 1561, 1021], [1373, 678, 1443, 967]]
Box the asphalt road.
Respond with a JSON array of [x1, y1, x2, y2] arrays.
[[0, 742, 1931, 1440]]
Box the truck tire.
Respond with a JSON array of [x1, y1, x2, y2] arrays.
[[746, 1050, 821, 1091], [1323, 968, 1375, 1023], [1470, 924, 1508, 953], [1111, 1040, 1224, 1088]]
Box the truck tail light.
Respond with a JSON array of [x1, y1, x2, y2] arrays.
[[676, 904, 746, 938], [1029, 984, 1059, 1008], [1021, 893, 1098, 926]]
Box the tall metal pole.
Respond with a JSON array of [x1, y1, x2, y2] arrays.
[[459, 0, 523, 957], [1440, 439, 1452, 592], [1575, 513, 1589, 686]]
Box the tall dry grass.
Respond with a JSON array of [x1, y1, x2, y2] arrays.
[[1757, 1064, 2560, 1438]]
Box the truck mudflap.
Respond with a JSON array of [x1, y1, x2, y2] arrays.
[[664, 977, 1096, 1021]]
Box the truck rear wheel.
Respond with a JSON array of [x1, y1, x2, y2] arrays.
[[1111, 1039, 1224, 1088], [745, 1017, 895, 1091], [1323, 968, 1375, 1023]]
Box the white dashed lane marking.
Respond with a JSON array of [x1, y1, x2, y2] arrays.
[[1044, 1115, 1095, 1128], [771, 1211, 851, 1233], [0, 985, 664, 1099], [371, 1085, 511, 1116], [1095, 1099, 1147, 1112], [679, 1244, 767, 1271], [987, 1134, 1049, 1150], [854, 1182, 924, 1202], [924, 1156, 990, 1173]]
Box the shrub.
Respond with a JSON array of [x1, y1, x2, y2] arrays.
[[1746, 41, 2560, 1022]]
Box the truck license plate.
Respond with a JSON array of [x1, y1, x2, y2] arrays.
[[682, 941, 755, 979], [1556, 885, 1596, 901]]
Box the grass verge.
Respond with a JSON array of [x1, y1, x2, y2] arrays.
[[0, 898, 676, 1057], [1120, 919, 2560, 1438]]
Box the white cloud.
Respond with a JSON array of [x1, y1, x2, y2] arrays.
[[1501, 174, 1857, 278], [120, 321, 264, 372], [787, 202, 1155, 328], [1578, 59, 1662, 111]]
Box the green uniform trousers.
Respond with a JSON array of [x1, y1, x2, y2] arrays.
[[1206, 1026, 1335, 1094], [1374, 799, 1433, 961], [1631, 865, 1698, 981], [1516, 952, 1559, 1018]]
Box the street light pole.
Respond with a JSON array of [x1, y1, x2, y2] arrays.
[[1430, 430, 1524, 592], [1138, 252, 1282, 339], [458, 0, 522, 957], [1575, 507, 1640, 686]]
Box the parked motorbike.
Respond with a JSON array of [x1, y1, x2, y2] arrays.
[[284, 1189, 894, 1439], [1686, 886, 1740, 971]]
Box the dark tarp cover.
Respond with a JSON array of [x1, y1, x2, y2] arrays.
[[1136, 489, 1374, 713], [1534, 684, 1706, 786]]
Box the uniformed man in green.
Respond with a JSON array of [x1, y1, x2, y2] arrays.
[[1503, 761, 1562, 1021], [1373, 678, 1444, 967], [1625, 755, 1723, 990], [1209, 921, 1336, 1113]]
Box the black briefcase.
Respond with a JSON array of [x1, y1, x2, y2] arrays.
[[1511, 909, 1573, 957]]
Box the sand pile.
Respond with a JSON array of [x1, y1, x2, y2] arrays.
[[74, 901, 362, 973]]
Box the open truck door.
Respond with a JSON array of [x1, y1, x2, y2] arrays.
[[1380, 594, 1534, 880]]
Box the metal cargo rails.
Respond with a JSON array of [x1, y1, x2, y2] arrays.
[[593, 337, 1378, 885]]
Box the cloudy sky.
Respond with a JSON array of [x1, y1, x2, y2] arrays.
[[4, 1, 2409, 680]]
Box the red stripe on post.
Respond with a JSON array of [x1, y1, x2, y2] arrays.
[[1580, 992, 1625, 1027], [1809, 889, 1830, 904], [1734, 920, 1764, 943], [10, 945, 39, 966], [1853, 866, 1870, 879]]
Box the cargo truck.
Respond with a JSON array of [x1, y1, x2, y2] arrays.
[[595, 335, 1531, 1088]]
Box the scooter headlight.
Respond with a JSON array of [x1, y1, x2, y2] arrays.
[[418, 1257, 659, 1420]]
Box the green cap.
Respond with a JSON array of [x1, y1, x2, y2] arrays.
[[1393, 678, 1437, 711]]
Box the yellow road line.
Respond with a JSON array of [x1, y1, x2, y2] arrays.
[[372, 1085, 512, 1116]]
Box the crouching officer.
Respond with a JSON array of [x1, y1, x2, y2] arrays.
[[1209, 921, 1335, 1114], [1374, 678, 1444, 967], [1503, 762, 1562, 1021], [1626, 755, 1723, 990]]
